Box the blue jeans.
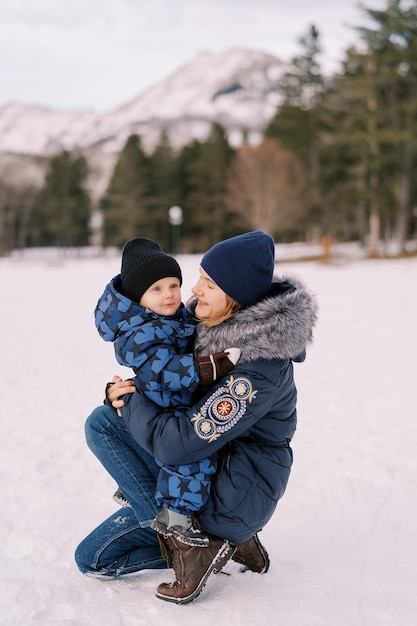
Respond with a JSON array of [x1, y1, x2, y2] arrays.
[[74, 405, 168, 577]]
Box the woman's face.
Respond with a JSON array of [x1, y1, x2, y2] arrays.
[[191, 267, 228, 321]]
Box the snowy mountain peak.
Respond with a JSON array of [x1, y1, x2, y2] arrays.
[[0, 48, 286, 158], [116, 47, 284, 116]]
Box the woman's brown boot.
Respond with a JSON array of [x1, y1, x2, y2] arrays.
[[156, 534, 236, 604], [232, 533, 270, 573]]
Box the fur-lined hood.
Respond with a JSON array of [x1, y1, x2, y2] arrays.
[[192, 274, 318, 362]]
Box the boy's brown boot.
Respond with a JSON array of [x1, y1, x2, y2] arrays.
[[232, 533, 270, 573], [156, 534, 236, 604]]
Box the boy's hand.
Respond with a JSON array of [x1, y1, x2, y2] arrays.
[[105, 375, 135, 416]]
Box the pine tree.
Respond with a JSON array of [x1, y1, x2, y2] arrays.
[[178, 123, 236, 251], [265, 25, 326, 236], [359, 0, 417, 252], [146, 131, 180, 250], [101, 134, 150, 246], [39, 151, 91, 247], [325, 0, 417, 254]]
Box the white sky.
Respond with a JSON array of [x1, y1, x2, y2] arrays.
[[0, 0, 388, 113]]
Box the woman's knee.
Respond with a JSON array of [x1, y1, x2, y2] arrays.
[[74, 537, 97, 576], [84, 405, 115, 451], [74, 513, 165, 577]]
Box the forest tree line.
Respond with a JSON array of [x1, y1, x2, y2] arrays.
[[1, 0, 416, 256]]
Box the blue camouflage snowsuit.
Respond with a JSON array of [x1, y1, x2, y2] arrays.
[[94, 275, 216, 514]]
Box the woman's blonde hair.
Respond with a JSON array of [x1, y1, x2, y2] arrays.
[[201, 295, 242, 328]]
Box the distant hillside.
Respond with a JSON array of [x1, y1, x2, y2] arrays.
[[0, 48, 287, 198]]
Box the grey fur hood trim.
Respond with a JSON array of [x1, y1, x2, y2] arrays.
[[193, 274, 318, 362]]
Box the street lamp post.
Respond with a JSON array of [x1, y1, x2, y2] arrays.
[[168, 205, 183, 255]]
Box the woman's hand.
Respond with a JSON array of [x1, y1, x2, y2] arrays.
[[106, 375, 135, 416]]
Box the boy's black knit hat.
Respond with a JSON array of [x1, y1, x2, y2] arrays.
[[120, 237, 182, 303]]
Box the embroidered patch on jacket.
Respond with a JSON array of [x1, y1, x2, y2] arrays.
[[191, 376, 257, 442]]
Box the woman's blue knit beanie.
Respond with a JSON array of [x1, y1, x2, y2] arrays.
[[201, 230, 275, 307]]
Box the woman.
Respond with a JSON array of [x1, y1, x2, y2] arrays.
[[75, 230, 318, 604]]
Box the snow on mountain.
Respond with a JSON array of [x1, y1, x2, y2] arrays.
[[0, 48, 286, 158], [0, 104, 99, 156], [103, 48, 285, 150]]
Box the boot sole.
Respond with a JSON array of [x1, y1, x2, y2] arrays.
[[155, 540, 236, 605], [151, 519, 209, 548]]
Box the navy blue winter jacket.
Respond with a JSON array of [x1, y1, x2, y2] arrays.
[[121, 275, 318, 543]]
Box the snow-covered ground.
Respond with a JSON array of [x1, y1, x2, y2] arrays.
[[1, 250, 416, 625]]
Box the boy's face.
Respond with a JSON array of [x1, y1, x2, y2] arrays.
[[139, 276, 181, 316]]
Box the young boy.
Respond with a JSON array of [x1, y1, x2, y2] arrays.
[[94, 237, 240, 547]]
